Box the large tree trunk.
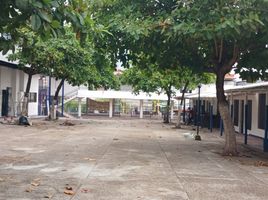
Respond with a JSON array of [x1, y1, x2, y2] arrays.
[[176, 82, 189, 128], [164, 92, 171, 123], [21, 73, 33, 116], [216, 72, 238, 156], [49, 79, 65, 120]]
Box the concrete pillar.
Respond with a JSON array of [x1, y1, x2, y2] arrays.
[[239, 99, 243, 134], [140, 100, 143, 119], [78, 98, 82, 118], [231, 92, 234, 120], [244, 93, 248, 145], [170, 100, 174, 120], [264, 92, 268, 152], [0, 67, 1, 116], [61, 80, 64, 117], [109, 99, 113, 118]]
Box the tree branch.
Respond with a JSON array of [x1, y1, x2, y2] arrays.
[[203, 67, 215, 73], [218, 38, 223, 63], [180, 81, 189, 105], [222, 43, 239, 74], [214, 38, 218, 58]]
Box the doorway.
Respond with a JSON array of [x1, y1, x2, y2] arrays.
[[1, 89, 9, 116]]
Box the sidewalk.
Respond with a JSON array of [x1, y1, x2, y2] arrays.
[[0, 118, 268, 200]]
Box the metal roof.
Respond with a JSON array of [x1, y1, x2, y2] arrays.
[[225, 82, 268, 93], [77, 89, 172, 100], [184, 92, 217, 99], [0, 60, 18, 69]]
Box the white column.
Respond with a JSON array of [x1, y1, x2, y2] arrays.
[[0, 67, 2, 116], [231, 92, 234, 121], [140, 100, 143, 119], [109, 99, 113, 118], [239, 99, 243, 133], [170, 100, 174, 120], [245, 93, 248, 131], [78, 98, 82, 118]]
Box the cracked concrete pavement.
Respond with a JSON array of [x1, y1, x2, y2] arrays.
[[0, 118, 268, 200]]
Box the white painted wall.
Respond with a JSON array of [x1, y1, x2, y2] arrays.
[[23, 74, 39, 116], [231, 93, 265, 138], [0, 66, 18, 116]]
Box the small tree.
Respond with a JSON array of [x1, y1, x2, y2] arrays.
[[8, 28, 64, 115], [9, 29, 118, 118], [121, 65, 212, 123]]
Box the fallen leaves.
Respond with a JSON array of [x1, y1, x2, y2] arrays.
[[31, 178, 41, 187], [239, 160, 268, 167], [83, 157, 96, 161], [25, 178, 41, 193], [64, 190, 75, 195], [25, 187, 33, 193], [81, 188, 90, 193], [44, 194, 53, 199], [60, 120, 75, 126], [254, 161, 268, 167], [64, 185, 75, 195]]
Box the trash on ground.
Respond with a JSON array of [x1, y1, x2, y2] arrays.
[[18, 116, 32, 126], [60, 120, 75, 126]]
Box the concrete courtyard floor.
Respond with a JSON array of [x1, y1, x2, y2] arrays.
[[1, 118, 268, 200]]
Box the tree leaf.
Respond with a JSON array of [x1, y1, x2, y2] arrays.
[[38, 10, 52, 23], [32, 1, 43, 9], [15, 0, 29, 11], [51, 20, 61, 28], [31, 14, 41, 30]]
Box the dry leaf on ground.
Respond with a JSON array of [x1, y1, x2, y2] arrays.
[[25, 187, 33, 193], [31, 178, 41, 186], [31, 182, 40, 186], [255, 161, 268, 167], [44, 194, 53, 199], [83, 157, 96, 161], [81, 188, 90, 193], [64, 190, 75, 195], [60, 121, 75, 126]]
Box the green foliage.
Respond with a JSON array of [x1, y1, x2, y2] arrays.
[[0, 0, 101, 53], [121, 65, 214, 96], [8, 28, 118, 90], [169, 0, 268, 79], [65, 100, 87, 113]]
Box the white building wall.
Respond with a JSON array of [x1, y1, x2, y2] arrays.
[[0, 66, 18, 116], [232, 93, 265, 138], [24, 74, 39, 116]]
